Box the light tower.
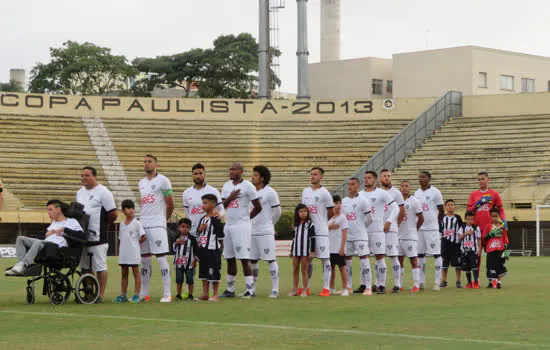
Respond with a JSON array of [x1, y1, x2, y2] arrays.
[[320, 0, 341, 62], [296, 0, 309, 99]]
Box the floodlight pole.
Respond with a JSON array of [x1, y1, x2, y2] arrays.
[[259, 0, 270, 99], [296, 0, 310, 100]]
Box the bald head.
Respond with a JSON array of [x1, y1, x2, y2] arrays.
[[229, 162, 244, 181]]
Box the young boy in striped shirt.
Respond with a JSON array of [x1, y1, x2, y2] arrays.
[[440, 199, 463, 288], [457, 211, 481, 289], [173, 218, 198, 301]]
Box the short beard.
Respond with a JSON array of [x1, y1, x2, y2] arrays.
[[194, 179, 205, 186]]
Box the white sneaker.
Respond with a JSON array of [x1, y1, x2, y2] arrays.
[[160, 296, 172, 303], [341, 289, 349, 296], [8, 262, 25, 276], [268, 290, 279, 298], [432, 284, 440, 291]]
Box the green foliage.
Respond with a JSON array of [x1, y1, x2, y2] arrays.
[[0, 79, 23, 92], [275, 211, 294, 240]]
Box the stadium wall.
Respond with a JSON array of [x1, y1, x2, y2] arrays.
[[463, 91, 550, 117]]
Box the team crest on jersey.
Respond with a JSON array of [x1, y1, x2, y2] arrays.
[[320, 246, 326, 252], [315, 196, 320, 202], [236, 246, 241, 252], [156, 240, 161, 247], [359, 244, 365, 250], [376, 242, 381, 247], [209, 268, 214, 276], [264, 248, 270, 254], [353, 204, 357, 209], [129, 231, 134, 235], [151, 185, 156, 190], [371, 198, 376, 203], [89, 195, 94, 200], [430, 243, 435, 249], [406, 205, 410, 209], [387, 244, 393, 250], [426, 196, 431, 200]]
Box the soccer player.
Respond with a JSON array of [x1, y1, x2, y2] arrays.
[[342, 178, 373, 296], [414, 171, 445, 291], [440, 199, 463, 288], [328, 195, 349, 295], [397, 180, 424, 292], [484, 208, 510, 289], [182, 163, 225, 238], [77, 166, 118, 303], [358, 171, 398, 294], [301, 167, 334, 297], [139, 155, 175, 303], [379, 169, 405, 293], [467, 172, 506, 238], [457, 211, 481, 289], [220, 162, 262, 299], [249, 165, 282, 298]]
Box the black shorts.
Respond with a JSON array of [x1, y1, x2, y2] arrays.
[[486, 251, 507, 279], [119, 264, 139, 267], [176, 267, 194, 285], [197, 249, 222, 282], [460, 251, 479, 272], [330, 253, 346, 267], [441, 241, 461, 268]]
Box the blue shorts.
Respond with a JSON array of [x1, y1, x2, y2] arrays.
[[176, 267, 194, 285]]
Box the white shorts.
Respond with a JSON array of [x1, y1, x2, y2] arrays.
[[385, 232, 399, 257], [250, 234, 276, 261], [79, 243, 108, 272], [345, 240, 370, 257], [223, 223, 251, 260], [398, 239, 418, 258], [140, 227, 169, 255], [314, 236, 330, 259], [418, 230, 441, 256], [368, 231, 385, 255]]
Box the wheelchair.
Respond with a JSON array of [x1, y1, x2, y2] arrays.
[[13, 202, 100, 305]]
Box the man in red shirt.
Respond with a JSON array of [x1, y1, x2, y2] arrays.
[[467, 172, 506, 236]]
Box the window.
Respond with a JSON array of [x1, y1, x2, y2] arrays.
[[386, 80, 393, 94], [372, 79, 383, 95], [500, 75, 514, 91], [478, 72, 487, 88], [521, 78, 535, 92]]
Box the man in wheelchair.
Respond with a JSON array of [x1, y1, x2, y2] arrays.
[[6, 199, 84, 276]]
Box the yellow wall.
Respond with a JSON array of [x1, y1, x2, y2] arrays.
[[463, 91, 550, 117]]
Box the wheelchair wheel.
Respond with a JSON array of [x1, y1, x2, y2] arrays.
[[48, 275, 71, 305], [26, 285, 35, 304], [75, 273, 99, 305]]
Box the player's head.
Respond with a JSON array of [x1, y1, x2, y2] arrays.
[[464, 210, 475, 226], [364, 171, 378, 188], [294, 203, 310, 226], [81, 166, 98, 189], [229, 162, 243, 181], [332, 194, 342, 213], [252, 165, 271, 187], [121, 199, 136, 218], [379, 169, 392, 188], [399, 180, 411, 197], [178, 218, 192, 235], [490, 207, 501, 224], [201, 193, 218, 214], [348, 177, 360, 195], [478, 171, 489, 190], [144, 154, 159, 174], [445, 199, 455, 214], [419, 171, 431, 187], [310, 167, 324, 185], [192, 163, 206, 186], [46, 199, 65, 221]]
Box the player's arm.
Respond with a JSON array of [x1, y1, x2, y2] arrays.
[[183, 193, 190, 218], [138, 223, 147, 243], [102, 190, 118, 224], [250, 198, 262, 219], [215, 190, 225, 217], [397, 205, 405, 226], [384, 201, 398, 233], [457, 226, 465, 242], [340, 228, 348, 256], [272, 205, 282, 225], [437, 204, 444, 223], [222, 188, 241, 209], [466, 192, 476, 212], [415, 211, 424, 232], [365, 210, 373, 228], [494, 191, 506, 220]]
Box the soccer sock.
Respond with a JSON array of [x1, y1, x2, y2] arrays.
[[412, 267, 420, 288], [473, 269, 479, 283], [306, 262, 313, 289], [375, 259, 387, 287], [418, 257, 426, 284], [269, 261, 279, 292], [359, 258, 372, 288], [322, 259, 331, 290], [251, 262, 259, 293], [400, 267, 405, 288], [466, 271, 472, 284], [345, 260, 353, 289], [390, 257, 401, 287], [245, 275, 254, 294], [157, 256, 171, 297], [434, 256, 443, 285], [140, 256, 152, 297], [227, 274, 236, 292]]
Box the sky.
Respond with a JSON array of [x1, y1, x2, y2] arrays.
[[1, 0, 550, 94]]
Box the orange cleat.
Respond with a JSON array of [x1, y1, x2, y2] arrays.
[[319, 288, 331, 297], [297, 288, 303, 295], [473, 282, 480, 289], [410, 286, 420, 293], [306, 288, 311, 296], [491, 279, 498, 288], [464, 283, 473, 289]]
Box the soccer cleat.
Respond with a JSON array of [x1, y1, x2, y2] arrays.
[[376, 286, 386, 294], [319, 288, 331, 297], [140, 295, 151, 302], [208, 296, 219, 302], [400, 287, 404, 292], [341, 289, 349, 296], [487, 282, 494, 289], [464, 283, 473, 289], [297, 287, 303, 295], [419, 283, 425, 290], [496, 282, 502, 289], [113, 295, 128, 303], [491, 280, 498, 289], [410, 286, 420, 293], [299, 291, 308, 297], [334, 290, 344, 295], [241, 291, 253, 300], [268, 291, 279, 299], [372, 285, 378, 293], [187, 295, 194, 301], [198, 295, 209, 301], [175, 294, 183, 301], [390, 286, 400, 293], [130, 295, 140, 303], [288, 290, 298, 297], [432, 284, 440, 291], [456, 281, 462, 288], [473, 282, 480, 289], [330, 288, 335, 295], [353, 285, 366, 294], [306, 288, 311, 296], [362, 289, 373, 296], [160, 296, 172, 303], [440, 281, 448, 288], [220, 290, 236, 298]]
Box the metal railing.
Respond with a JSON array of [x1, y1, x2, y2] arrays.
[[333, 91, 462, 197]]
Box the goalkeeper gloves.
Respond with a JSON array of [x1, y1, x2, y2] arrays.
[[500, 219, 508, 230], [502, 244, 510, 260], [485, 227, 502, 239], [475, 195, 493, 208]]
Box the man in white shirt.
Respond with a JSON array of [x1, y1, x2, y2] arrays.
[[302, 167, 334, 297], [220, 162, 262, 300], [182, 163, 224, 237], [138, 155, 175, 303], [249, 165, 282, 298], [414, 171, 445, 291], [77, 166, 118, 303], [6, 199, 84, 275]]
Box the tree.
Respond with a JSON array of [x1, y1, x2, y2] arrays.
[[28, 41, 135, 95], [0, 79, 24, 92]]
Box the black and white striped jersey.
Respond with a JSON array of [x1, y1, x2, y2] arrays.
[[291, 220, 316, 257], [440, 214, 463, 244]]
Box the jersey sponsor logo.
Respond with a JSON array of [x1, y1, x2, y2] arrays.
[[229, 200, 239, 208], [443, 229, 455, 237], [383, 204, 389, 212], [345, 212, 357, 221], [478, 203, 490, 211], [307, 205, 318, 214], [198, 235, 208, 246], [191, 205, 204, 215], [422, 204, 429, 211], [463, 241, 475, 248], [142, 194, 156, 205], [175, 257, 189, 266], [489, 240, 503, 249]]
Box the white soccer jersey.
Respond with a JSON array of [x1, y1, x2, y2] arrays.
[[383, 186, 403, 233], [414, 186, 444, 231], [183, 184, 224, 236], [251, 185, 281, 234], [342, 195, 371, 241], [302, 186, 334, 237], [76, 184, 117, 243], [359, 187, 396, 233], [45, 218, 83, 247], [118, 218, 146, 264], [328, 213, 349, 253], [221, 179, 259, 225], [139, 173, 173, 229], [398, 196, 423, 240]]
